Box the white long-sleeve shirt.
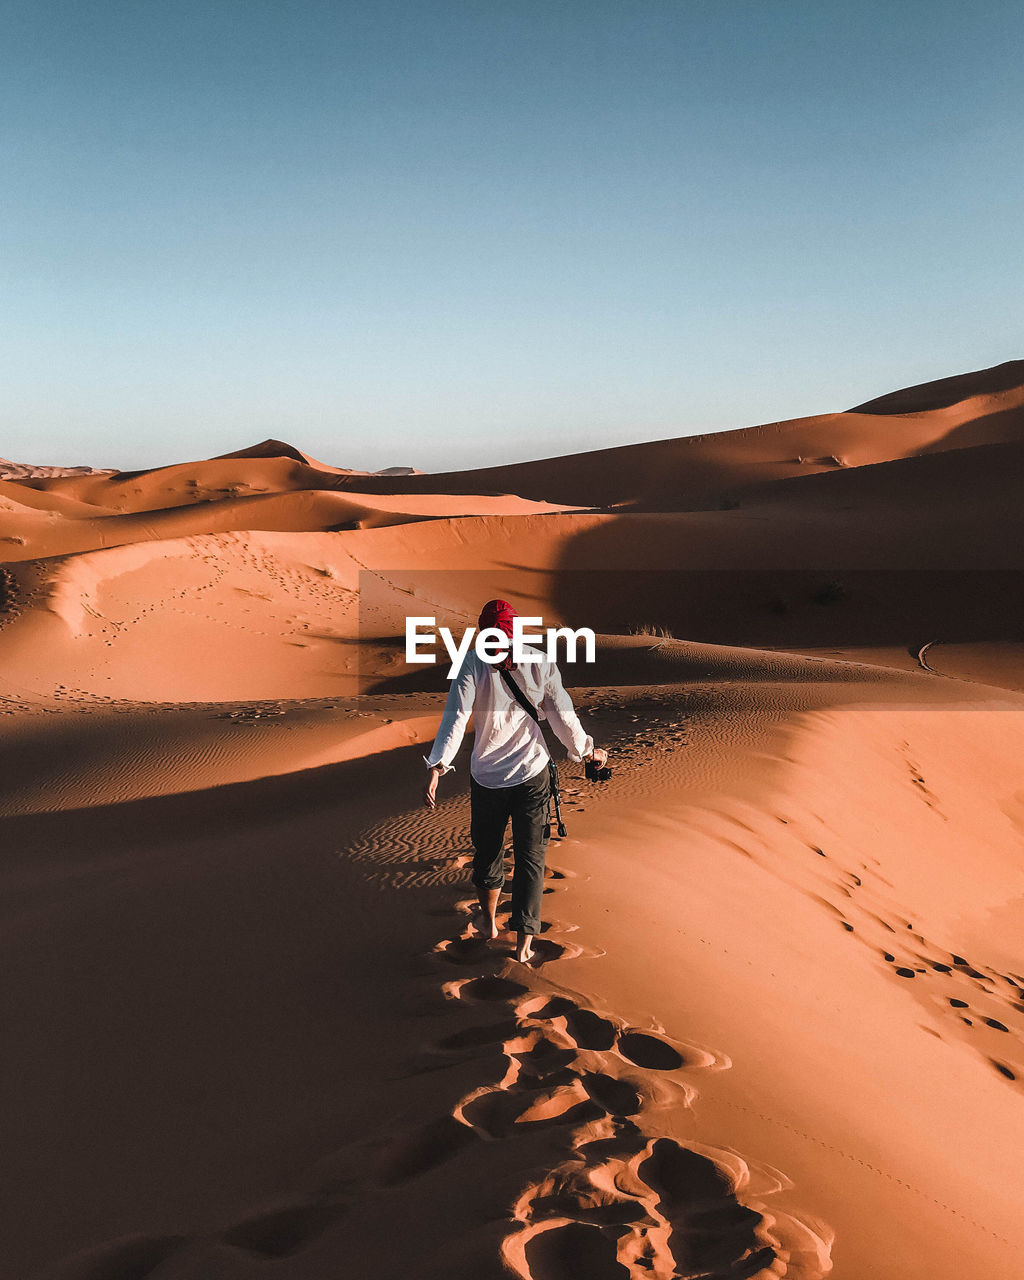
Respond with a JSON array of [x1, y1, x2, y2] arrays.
[[423, 647, 595, 788]]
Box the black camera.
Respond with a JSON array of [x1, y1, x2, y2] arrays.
[[585, 758, 612, 782]]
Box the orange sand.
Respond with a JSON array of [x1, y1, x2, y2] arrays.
[[1, 360, 1023, 1279]]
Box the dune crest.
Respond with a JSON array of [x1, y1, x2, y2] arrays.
[[1, 360, 1022, 1279], [849, 357, 1024, 414]]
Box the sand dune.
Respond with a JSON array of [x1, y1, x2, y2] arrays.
[[11, 360, 1023, 527], [0, 458, 111, 481], [216, 437, 420, 476], [5, 663, 1022, 1279], [12, 454, 514, 520], [1, 362, 1021, 700], [739, 435, 1024, 509], [850, 357, 1024, 414], [0, 486, 585, 563], [323, 359, 1024, 510], [2, 361, 1023, 1279]]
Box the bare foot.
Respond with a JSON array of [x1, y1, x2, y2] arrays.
[[514, 932, 534, 963], [475, 887, 501, 941], [473, 910, 499, 941]]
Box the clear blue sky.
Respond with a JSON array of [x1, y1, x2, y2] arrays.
[[2, 1, 1021, 472]]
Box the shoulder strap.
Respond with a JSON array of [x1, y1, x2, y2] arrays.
[[499, 666, 540, 722], [500, 666, 563, 830]]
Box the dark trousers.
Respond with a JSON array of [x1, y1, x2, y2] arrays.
[[470, 766, 551, 935]]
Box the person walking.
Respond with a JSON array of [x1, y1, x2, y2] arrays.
[[421, 599, 607, 962]]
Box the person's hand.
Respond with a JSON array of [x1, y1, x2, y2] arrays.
[[584, 748, 611, 781], [423, 767, 442, 810]]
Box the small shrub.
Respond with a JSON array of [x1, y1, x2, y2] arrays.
[[629, 623, 674, 639]]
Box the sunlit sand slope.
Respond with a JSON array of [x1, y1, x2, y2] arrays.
[[1, 361, 1022, 1280]]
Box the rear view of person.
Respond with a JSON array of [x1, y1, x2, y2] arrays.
[[422, 599, 607, 962]]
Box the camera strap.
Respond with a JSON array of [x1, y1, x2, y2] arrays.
[[498, 666, 541, 724], [498, 667, 566, 836]]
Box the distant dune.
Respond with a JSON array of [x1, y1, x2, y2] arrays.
[[214, 438, 422, 476], [1, 361, 1022, 1280], [0, 458, 114, 481], [849, 358, 1024, 414]]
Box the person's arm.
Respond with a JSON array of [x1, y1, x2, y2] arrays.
[[539, 661, 598, 763], [422, 654, 477, 808]]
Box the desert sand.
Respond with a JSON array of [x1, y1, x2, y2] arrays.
[[2, 360, 1023, 1279]]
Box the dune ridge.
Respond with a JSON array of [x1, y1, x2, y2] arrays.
[[1, 360, 1022, 1279]]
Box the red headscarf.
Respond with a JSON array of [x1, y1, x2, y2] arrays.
[[478, 598, 518, 670]]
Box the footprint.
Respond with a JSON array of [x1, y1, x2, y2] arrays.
[[511, 1033, 580, 1080], [518, 938, 569, 968], [580, 1072, 643, 1117], [435, 937, 500, 967], [638, 1140, 772, 1276], [529, 997, 618, 1051], [523, 1221, 629, 1278], [508, 1133, 803, 1280], [223, 1202, 344, 1258], [453, 975, 530, 1003], [456, 1018, 606, 1137], [640, 1138, 731, 1207], [513, 1080, 605, 1129], [573, 1135, 652, 1176], [528, 1166, 652, 1226], [616, 1031, 685, 1071], [539, 919, 579, 935]]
